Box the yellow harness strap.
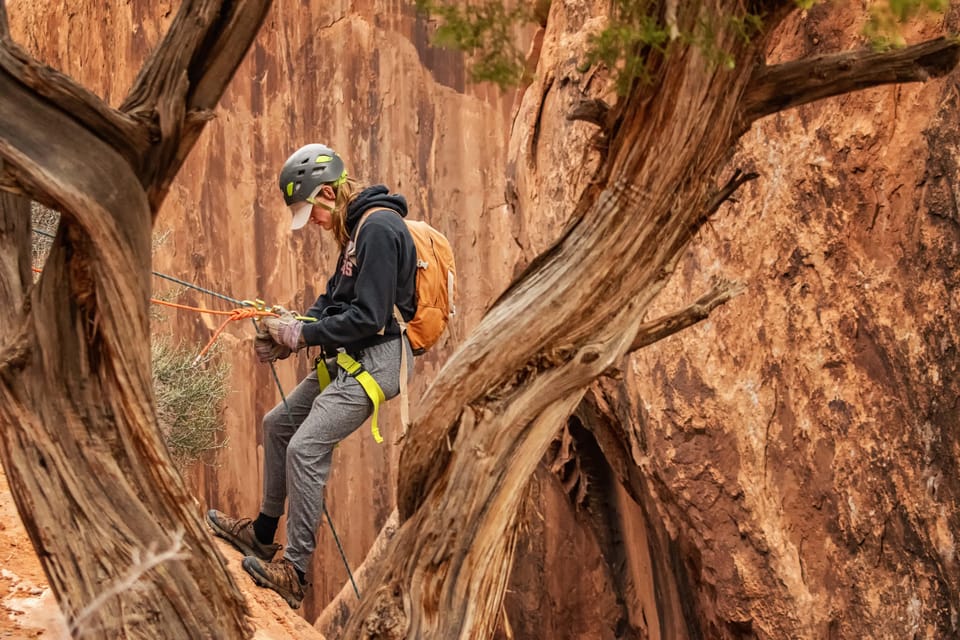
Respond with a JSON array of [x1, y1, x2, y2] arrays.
[[315, 352, 386, 444], [315, 356, 332, 390]]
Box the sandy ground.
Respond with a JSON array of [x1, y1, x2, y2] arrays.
[[0, 467, 63, 639], [0, 468, 323, 639]]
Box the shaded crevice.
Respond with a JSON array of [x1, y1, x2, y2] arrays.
[[546, 407, 709, 640]]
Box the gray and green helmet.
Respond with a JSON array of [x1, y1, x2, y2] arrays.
[[279, 143, 349, 230]]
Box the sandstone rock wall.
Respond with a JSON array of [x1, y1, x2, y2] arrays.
[[625, 12, 960, 637]]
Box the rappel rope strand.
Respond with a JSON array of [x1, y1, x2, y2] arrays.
[[29, 267, 278, 364], [33, 227, 245, 307], [31, 228, 361, 598], [268, 364, 362, 600], [150, 280, 363, 598]]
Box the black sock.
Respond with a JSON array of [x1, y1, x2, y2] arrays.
[[252, 513, 279, 545], [295, 567, 306, 585]]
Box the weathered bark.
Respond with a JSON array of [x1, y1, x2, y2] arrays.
[[0, 190, 30, 324], [342, 2, 960, 637], [120, 0, 273, 210], [0, 0, 269, 636]]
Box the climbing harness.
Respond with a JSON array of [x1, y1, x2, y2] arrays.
[[240, 301, 388, 445], [315, 351, 387, 444]]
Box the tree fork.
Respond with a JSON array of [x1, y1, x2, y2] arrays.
[[346, 4, 788, 634], [0, 75, 251, 638]]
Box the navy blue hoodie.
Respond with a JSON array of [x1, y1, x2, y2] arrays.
[[300, 185, 417, 353]]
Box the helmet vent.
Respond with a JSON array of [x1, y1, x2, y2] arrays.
[[280, 144, 344, 204]]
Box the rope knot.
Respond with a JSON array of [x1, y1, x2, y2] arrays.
[[230, 307, 262, 321]]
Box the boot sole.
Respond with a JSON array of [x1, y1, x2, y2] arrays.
[[242, 557, 303, 610], [205, 511, 276, 561]]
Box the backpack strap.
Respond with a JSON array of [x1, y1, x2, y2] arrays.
[[394, 306, 410, 438], [347, 207, 395, 265]]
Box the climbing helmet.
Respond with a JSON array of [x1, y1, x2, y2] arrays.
[[279, 143, 348, 230]]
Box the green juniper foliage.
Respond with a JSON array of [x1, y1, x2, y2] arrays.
[[586, 4, 671, 90], [415, 0, 534, 87], [152, 337, 230, 468], [416, 0, 950, 92]]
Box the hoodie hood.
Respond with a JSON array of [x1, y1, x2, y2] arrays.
[[346, 185, 408, 233]]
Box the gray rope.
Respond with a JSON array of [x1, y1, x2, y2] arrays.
[[33, 227, 243, 306]]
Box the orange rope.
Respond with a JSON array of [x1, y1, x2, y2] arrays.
[[33, 265, 279, 364], [195, 307, 277, 362], [151, 298, 246, 316]]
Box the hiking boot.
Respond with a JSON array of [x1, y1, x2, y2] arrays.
[[206, 509, 281, 561], [242, 556, 306, 609]]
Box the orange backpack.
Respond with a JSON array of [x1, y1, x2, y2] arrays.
[[353, 208, 457, 354]]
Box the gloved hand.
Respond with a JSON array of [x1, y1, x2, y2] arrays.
[[263, 313, 305, 351], [254, 331, 292, 362]]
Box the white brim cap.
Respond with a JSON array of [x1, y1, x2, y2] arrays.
[[289, 201, 312, 230]]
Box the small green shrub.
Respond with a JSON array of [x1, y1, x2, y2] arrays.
[[151, 337, 230, 468]]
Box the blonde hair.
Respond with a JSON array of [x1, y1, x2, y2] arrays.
[[329, 177, 364, 251]]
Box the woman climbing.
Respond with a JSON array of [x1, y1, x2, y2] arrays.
[[206, 143, 417, 609]]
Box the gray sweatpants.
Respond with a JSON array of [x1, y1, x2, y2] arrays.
[[260, 337, 411, 573]]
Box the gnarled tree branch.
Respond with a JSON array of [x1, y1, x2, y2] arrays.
[[0, 62, 151, 263], [0, 1, 267, 636], [0, 190, 30, 384], [739, 36, 960, 128], [0, 161, 25, 198], [623, 277, 745, 358], [120, 0, 271, 211], [0, 1, 269, 212], [315, 510, 400, 639]]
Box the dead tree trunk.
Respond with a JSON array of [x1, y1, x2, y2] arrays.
[[0, 2, 269, 637], [341, 1, 960, 637]]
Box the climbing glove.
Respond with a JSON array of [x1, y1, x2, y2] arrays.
[[254, 331, 292, 362], [263, 312, 305, 352]]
